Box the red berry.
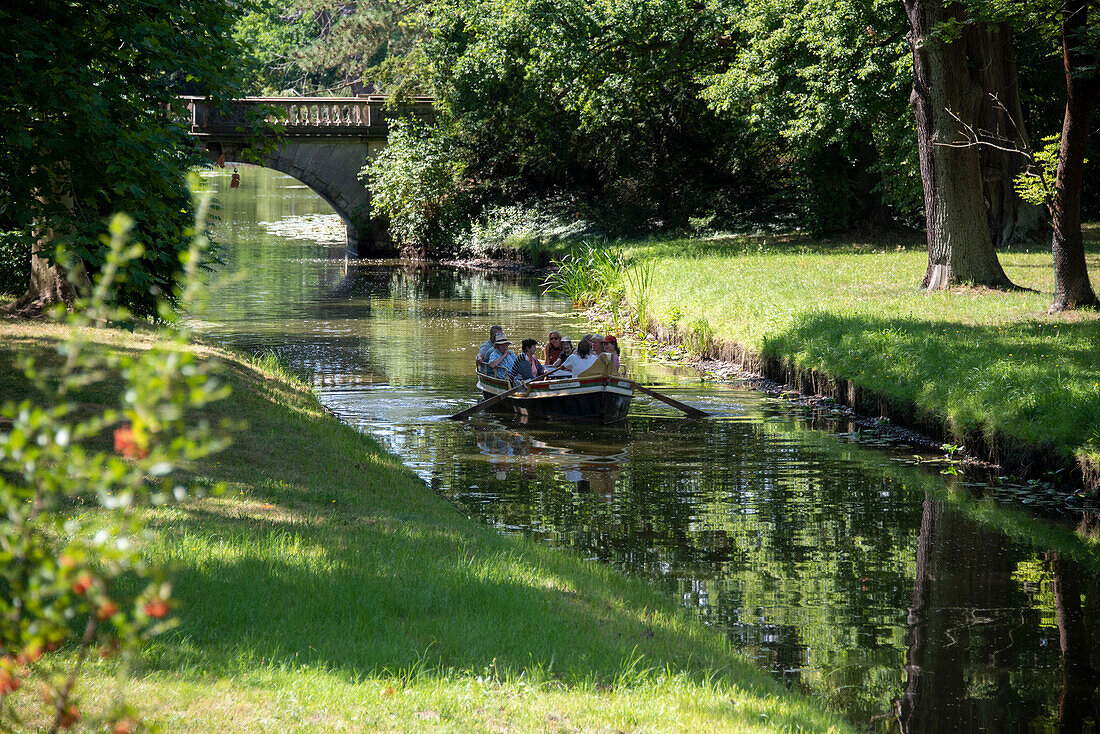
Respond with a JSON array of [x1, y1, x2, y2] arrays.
[[144, 599, 169, 618], [72, 573, 93, 596]]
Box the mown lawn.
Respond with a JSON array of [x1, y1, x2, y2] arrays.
[[625, 229, 1100, 471], [0, 320, 854, 733]]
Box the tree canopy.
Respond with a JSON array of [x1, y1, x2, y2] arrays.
[[0, 0, 247, 316]]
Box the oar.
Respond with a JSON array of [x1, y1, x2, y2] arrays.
[[449, 366, 565, 420], [621, 379, 709, 418]]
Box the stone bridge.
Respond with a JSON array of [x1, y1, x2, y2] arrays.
[[183, 96, 434, 257]]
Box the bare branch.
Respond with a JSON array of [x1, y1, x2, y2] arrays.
[[933, 94, 1054, 213]]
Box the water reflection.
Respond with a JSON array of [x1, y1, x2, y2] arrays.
[[197, 165, 1100, 734], [474, 425, 627, 492]]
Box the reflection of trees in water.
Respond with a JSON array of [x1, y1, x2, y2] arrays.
[[328, 263, 540, 306], [892, 496, 1100, 734], [895, 496, 1042, 733], [431, 413, 1100, 731], [1051, 552, 1097, 733], [437, 415, 929, 717]]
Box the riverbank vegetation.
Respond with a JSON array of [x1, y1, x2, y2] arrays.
[[545, 229, 1100, 485], [0, 318, 855, 733]]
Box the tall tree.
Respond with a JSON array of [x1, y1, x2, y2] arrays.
[[0, 0, 246, 316], [417, 0, 747, 232], [966, 22, 1046, 248], [903, 0, 1015, 289], [1049, 0, 1100, 312], [297, 0, 418, 94]]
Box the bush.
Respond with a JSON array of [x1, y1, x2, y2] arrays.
[[462, 201, 597, 263], [0, 212, 230, 733], [361, 119, 471, 258], [0, 230, 32, 296]]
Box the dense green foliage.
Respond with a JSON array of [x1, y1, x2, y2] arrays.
[[0, 232, 31, 296], [0, 0, 246, 315], [362, 119, 471, 257], [233, 0, 319, 94], [416, 0, 765, 237], [699, 0, 921, 232], [234, 0, 416, 94]]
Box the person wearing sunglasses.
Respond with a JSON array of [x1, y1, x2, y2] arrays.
[[545, 330, 563, 365]]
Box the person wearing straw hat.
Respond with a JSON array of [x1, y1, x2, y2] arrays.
[[487, 333, 519, 379]]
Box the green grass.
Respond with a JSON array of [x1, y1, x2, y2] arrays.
[[0, 320, 854, 733], [623, 229, 1100, 470]]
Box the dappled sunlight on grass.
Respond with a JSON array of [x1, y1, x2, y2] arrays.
[[0, 319, 855, 733], [628, 235, 1100, 464]]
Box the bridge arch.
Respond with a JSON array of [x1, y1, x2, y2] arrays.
[[183, 96, 433, 257]]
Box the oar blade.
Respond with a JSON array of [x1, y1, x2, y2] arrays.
[[449, 380, 524, 419], [629, 381, 709, 418]]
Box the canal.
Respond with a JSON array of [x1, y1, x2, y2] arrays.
[[196, 165, 1100, 733]]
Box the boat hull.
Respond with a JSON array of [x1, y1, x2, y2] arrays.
[[476, 373, 633, 424]]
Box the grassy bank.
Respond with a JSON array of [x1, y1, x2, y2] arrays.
[[0, 319, 854, 733], [620, 229, 1100, 482]]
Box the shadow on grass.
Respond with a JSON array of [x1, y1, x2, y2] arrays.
[[762, 310, 1100, 458], [136, 362, 772, 692]]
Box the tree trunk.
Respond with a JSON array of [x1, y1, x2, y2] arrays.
[[5, 170, 88, 316], [1050, 0, 1100, 313], [967, 22, 1047, 248], [904, 0, 1015, 290], [1050, 552, 1096, 733]]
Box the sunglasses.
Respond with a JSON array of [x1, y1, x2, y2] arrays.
[[549, 336, 560, 341]]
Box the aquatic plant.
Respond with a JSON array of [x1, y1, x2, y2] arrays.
[[541, 251, 589, 306], [625, 257, 656, 329], [686, 315, 714, 357], [542, 238, 627, 307]]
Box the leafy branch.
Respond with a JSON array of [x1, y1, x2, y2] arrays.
[[1, 199, 232, 733]]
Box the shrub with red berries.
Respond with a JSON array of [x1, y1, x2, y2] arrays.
[[0, 210, 230, 733]]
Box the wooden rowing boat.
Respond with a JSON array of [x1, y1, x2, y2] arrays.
[[475, 371, 634, 424]]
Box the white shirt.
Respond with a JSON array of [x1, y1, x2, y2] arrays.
[[562, 353, 599, 378]]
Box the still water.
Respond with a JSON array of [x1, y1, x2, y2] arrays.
[[197, 166, 1100, 733]]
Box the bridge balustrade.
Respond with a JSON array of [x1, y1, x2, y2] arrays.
[[181, 96, 434, 139]]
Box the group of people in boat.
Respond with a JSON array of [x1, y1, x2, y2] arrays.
[[476, 325, 621, 383]]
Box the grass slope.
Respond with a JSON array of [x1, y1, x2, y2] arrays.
[[628, 230, 1100, 473], [0, 320, 853, 733]]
